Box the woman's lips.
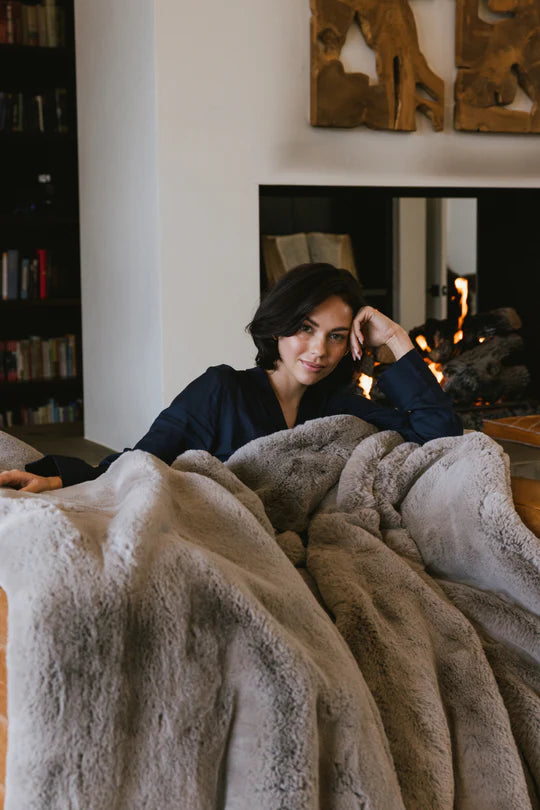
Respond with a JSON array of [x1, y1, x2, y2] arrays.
[[301, 360, 325, 372]]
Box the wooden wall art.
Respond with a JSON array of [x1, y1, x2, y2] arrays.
[[455, 0, 540, 133], [310, 0, 444, 131]]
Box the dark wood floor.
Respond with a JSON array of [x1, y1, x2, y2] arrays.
[[6, 423, 115, 465]]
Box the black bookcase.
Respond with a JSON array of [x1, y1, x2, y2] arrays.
[[0, 0, 82, 435]]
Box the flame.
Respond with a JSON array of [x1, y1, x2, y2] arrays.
[[358, 373, 373, 399], [453, 277, 468, 344], [479, 336, 486, 343], [415, 334, 430, 352], [428, 362, 444, 384]]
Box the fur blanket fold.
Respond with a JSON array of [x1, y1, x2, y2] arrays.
[[0, 418, 538, 810]]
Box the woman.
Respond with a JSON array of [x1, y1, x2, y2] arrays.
[[0, 263, 462, 492]]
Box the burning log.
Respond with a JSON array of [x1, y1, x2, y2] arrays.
[[409, 308, 523, 363], [442, 334, 530, 405], [359, 276, 533, 420]]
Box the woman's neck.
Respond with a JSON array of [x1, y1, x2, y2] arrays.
[[265, 367, 306, 429]]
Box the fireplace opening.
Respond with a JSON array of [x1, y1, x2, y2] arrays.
[[259, 185, 540, 426]]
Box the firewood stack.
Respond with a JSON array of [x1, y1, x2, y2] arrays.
[[408, 307, 530, 407], [357, 279, 535, 427]]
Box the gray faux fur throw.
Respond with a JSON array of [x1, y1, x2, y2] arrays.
[[0, 418, 538, 809]]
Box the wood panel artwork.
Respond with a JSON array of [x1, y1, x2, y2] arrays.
[[455, 0, 540, 132], [310, 0, 444, 131]]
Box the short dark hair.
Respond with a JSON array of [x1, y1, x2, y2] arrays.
[[246, 263, 365, 382]]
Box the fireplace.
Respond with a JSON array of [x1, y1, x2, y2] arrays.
[[259, 185, 540, 424]]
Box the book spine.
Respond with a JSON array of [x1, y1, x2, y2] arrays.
[[66, 333, 77, 377], [37, 247, 47, 298], [1, 252, 7, 300], [5, 2, 14, 44], [41, 338, 51, 378], [19, 338, 29, 380], [36, 4, 46, 46], [29, 335, 42, 379], [35, 93, 44, 132], [6, 248, 18, 299], [50, 336, 58, 376], [20, 256, 29, 299], [54, 87, 68, 133], [15, 339, 24, 380], [29, 256, 38, 299], [44, 0, 56, 47], [0, 3, 7, 44], [5, 339, 17, 382], [26, 3, 38, 45], [58, 336, 67, 377]]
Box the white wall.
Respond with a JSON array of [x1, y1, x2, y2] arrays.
[[74, 0, 162, 448], [76, 0, 540, 449]]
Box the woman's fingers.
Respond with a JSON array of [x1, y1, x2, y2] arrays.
[[350, 328, 363, 360], [0, 470, 59, 493]]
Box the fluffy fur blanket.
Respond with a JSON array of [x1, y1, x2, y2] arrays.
[[0, 418, 538, 809]]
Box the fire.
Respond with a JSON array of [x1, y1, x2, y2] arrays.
[[414, 333, 444, 384], [358, 373, 373, 399], [428, 362, 444, 384], [453, 277, 469, 344], [415, 334, 430, 352]]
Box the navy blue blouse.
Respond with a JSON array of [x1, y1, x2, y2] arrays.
[[26, 349, 462, 487]]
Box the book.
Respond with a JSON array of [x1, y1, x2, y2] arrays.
[[1, 252, 7, 300], [18, 338, 30, 380], [58, 336, 67, 377], [262, 232, 359, 287], [54, 87, 69, 133], [28, 256, 39, 299], [41, 338, 52, 378], [66, 333, 77, 376], [36, 3, 46, 46], [5, 2, 16, 44], [22, 3, 39, 46], [5, 339, 17, 382], [6, 248, 18, 299], [44, 0, 56, 47], [37, 247, 47, 298], [29, 335, 42, 379], [20, 256, 29, 298]]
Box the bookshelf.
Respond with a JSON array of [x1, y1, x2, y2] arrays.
[[0, 0, 82, 434]]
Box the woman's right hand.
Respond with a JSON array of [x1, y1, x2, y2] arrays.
[[0, 469, 62, 492]]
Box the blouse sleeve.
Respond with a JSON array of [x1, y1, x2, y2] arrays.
[[328, 349, 463, 444], [25, 365, 227, 487]]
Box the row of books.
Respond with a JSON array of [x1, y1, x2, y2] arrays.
[[1, 248, 56, 299], [0, 397, 82, 428], [0, 1, 65, 48], [0, 87, 69, 133], [0, 333, 77, 381]]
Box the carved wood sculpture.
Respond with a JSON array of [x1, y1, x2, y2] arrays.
[[455, 0, 540, 132], [310, 0, 444, 131]]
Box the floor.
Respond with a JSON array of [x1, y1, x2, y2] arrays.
[[11, 427, 540, 480], [8, 425, 115, 466]]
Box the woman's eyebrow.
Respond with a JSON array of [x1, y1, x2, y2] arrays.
[[305, 316, 350, 332]]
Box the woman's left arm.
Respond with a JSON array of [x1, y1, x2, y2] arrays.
[[334, 307, 463, 443], [349, 306, 414, 363]]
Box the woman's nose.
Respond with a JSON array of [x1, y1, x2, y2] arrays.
[[309, 334, 326, 356]]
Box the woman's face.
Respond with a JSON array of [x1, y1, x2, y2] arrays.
[[276, 295, 353, 388]]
